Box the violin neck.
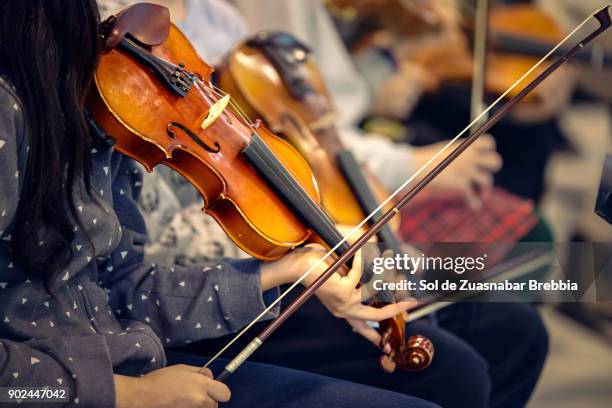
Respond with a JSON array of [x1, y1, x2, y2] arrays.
[[311, 125, 403, 254], [117, 37, 194, 96], [494, 32, 612, 67], [242, 133, 351, 257], [336, 149, 403, 255]]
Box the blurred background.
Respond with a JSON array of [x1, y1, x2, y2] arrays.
[[324, 1, 612, 406]]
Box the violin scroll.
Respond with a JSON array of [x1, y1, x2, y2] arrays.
[[400, 335, 435, 370], [380, 319, 434, 373]]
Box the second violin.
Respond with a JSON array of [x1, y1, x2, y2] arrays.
[[217, 31, 434, 372]]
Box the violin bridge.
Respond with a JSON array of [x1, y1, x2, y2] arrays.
[[201, 94, 230, 130]]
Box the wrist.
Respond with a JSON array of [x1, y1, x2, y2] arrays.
[[260, 257, 302, 290], [114, 375, 143, 408]]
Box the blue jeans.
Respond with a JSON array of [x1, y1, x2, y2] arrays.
[[166, 351, 439, 408], [179, 301, 548, 408]]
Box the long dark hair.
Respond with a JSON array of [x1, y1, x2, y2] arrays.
[[0, 1, 100, 275]]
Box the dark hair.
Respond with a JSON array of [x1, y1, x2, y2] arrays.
[[0, 1, 100, 275]]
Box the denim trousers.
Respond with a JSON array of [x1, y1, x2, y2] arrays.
[[166, 351, 439, 408], [178, 299, 548, 408]]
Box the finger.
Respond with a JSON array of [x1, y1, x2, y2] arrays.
[[201, 394, 218, 408], [177, 364, 204, 373], [347, 250, 363, 287], [199, 368, 213, 378], [347, 318, 382, 346], [476, 152, 503, 172], [458, 182, 482, 211], [304, 243, 335, 266], [479, 185, 493, 203], [346, 301, 415, 322], [474, 134, 496, 150], [467, 168, 493, 191], [205, 379, 232, 403]]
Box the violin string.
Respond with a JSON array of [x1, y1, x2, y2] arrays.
[[207, 83, 261, 128], [174, 73, 255, 131], [201, 8, 601, 370]]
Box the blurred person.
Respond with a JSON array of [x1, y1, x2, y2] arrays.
[[538, 0, 612, 101], [332, 0, 577, 202], [97, 1, 551, 407]]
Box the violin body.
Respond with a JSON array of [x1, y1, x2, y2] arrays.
[[89, 23, 322, 261], [217, 33, 400, 234], [411, 5, 565, 103], [486, 5, 564, 101]]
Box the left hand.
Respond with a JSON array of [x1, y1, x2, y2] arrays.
[[301, 245, 415, 347], [411, 134, 502, 210]]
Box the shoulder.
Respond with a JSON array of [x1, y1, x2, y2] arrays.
[[0, 75, 25, 147], [0, 75, 20, 111], [0, 76, 26, 229]]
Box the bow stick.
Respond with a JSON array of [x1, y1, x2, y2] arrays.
[[206, 5, 612, 381]]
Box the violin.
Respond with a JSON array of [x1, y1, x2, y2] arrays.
[[433, 4, 568, 103], [326, 0, 443, 38], [217, 31, 402, 253], [338, 1, 611, 105], [88, 3, 432, 372], [217, 31, 428, 371]]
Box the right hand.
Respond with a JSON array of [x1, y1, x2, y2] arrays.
[[299, 246, 414, 347], [412, 134, 502, 210], [261, 246, 413, 347], [115, 364, 231, 408]]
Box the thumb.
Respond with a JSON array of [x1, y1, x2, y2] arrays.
[[461, 183, 482, 211], [304, 243, 326, 252]]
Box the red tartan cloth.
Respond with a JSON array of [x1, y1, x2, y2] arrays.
[[399, 187, 538, 243]]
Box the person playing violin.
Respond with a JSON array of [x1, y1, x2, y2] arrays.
[[0, 1, 444, 407], [337, 0, 577, 202], [95, 1, 549, 408]]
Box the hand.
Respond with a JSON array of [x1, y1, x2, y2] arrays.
[[260, 246, 322, 290], [412, 134, 502, 210], [114, 365, 231, 408], [300, 246, 415, 347]]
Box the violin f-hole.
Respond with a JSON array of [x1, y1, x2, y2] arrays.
[[166, 121, 221, 153]]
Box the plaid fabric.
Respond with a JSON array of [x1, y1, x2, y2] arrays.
[[399, 187, 538, 243]]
